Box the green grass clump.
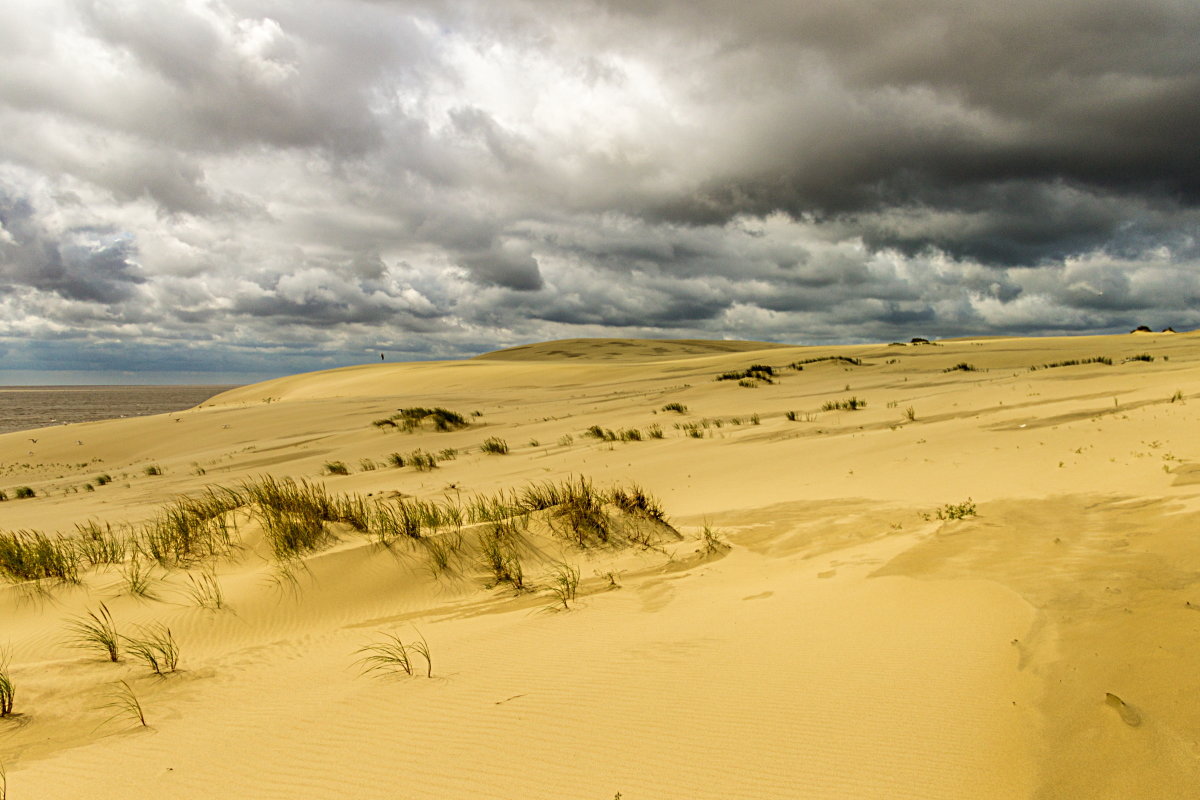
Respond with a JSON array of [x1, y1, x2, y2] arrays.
[[646, 424, 664, 439], [0, 661, 13, 717], [943, 363, 978, 372], [548, 562, 580, 609], [359, 459, 377, 471], [12, 487, 35, 499], [0, 530, 80, 583], [144, 465, 163, 476], [324, 461, 350, 475], [386, 452, 405, 468], [618, 428, 642, 442], [480, 519, 526, 591], [661, 402, 688, 414], [935, 499, 977, 520], [608, 485, 667, 522], [1126, 353, 1154, 362], [375, 407, 469, 433], [480, 437, 510, 455], [138, 491, 239, 565], [406, 450, 438, 470], [94, 474, 113, 486], [1029, 356, 1112, 370], [65, 603, 121, 662], [821, 396, 867, 411], [718, 364, 775, 384], [123, 624, 179, 675]]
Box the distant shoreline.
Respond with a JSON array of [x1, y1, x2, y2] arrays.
[[0, 384, 240, 435]]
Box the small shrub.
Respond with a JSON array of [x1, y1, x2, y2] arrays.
[[700, 524, 730, 555], [935, 499, 977, 521], [438, 448, 458, 460], [904, 406, 917, 422], [94, 474, 113, 486], [0, 490, 5, 502], [943, 363, 977, 373], [324, 461, 350, 475], [144, 465, 163, 476], [618, 428, 642, 442], [750, 414, 760, 425], [407, 450, 438, 471], [646, 424, 664, 439], [558, 434, 574, 446], [737, 379, 757, 388], [358, 459, 377, 472], [480, 437, 510, 455], [387, 453, 405, 468], [1126, 353, 1154, 362], [661, 403, 688, 414], [785, 411, 797, 421], [13, 487, 35, 499], [1171, 390, 1184, 403]]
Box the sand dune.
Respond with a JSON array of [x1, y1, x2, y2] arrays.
[[2, 331, 1199, 798]]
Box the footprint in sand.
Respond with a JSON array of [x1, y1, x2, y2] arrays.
[[1105, 692, 1142, 727]]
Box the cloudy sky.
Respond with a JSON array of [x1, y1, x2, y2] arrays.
[[1, 0, 1198, 382]]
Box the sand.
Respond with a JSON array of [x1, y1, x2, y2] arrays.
[[2, 331, 1199, 798]]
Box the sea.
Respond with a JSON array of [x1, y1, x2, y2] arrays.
[[0, 385, 240, 435]]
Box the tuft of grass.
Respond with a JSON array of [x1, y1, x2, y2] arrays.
[[904, 406, 917, 422], [480, 519, 526, 591], [935, 499, 977, 520], [557, 434, 574, 446], [608, 484, 667, 523], [661, 402, 688, 414], [12, 487, 35, 499], [547, 562, 580, 609], [386, 452, 405, 468], [421, 532, 464, 576], [144, 465, 163, 476], [0, 530, 80, 583], [120, 555, 158, 598], [646, 424, 664, 439], [700, 524, 730, 555], [821, 396, 866, 411], [943, 362, 978, 372], [98, 679, 146, 727], [358, 458, 377, 472], [376, 407, 469, 433], [791, 355, 862, 368], [324, 461, 350, 475], [1170, 389, 1184, 403], [1126, 353, 1154, 362], [75, 521, 127, 566], [357, 632, 432, 677], [65, 603, 121, 662], [406, 450, 439, 471], [94, 474, 113, 486], [123, 624, 180, 675], [183, 570, 224, 610], [1029, 356, 1112, 370], [0, 655, 13, 717], [480, 437, 510, 455]]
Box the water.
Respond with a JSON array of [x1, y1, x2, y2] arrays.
[[0, 385, 239, 435]]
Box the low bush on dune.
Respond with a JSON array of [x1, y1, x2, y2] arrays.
[[661, 402, 688, 414], [0, 530, 80, 583], [935, 499, 977, 521], [943, 362, 978, 373], [1125, 353, 1154, 363], [1029, 356, 1112, 370], [480, 437, 509, 455], [718, 364, 775, 384], [12, 487, 35, 499], [372, 407, 469, 433], [324, 461, 350, 475]]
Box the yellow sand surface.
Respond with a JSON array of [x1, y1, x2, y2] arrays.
[[2, 331, 1199, 798]]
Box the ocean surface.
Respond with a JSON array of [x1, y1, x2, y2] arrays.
[[0, 385, 239, 435]]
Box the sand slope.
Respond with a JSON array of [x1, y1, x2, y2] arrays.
[[2, 331, 1199, 798]]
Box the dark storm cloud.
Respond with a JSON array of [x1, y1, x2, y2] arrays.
[[0, 189, 145, 302], [1, 0, 1199, 379]]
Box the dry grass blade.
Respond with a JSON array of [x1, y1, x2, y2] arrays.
[[183, 570, 224, 610], [65, 603, 121, 662], [0, 652, 14, 717], [409, 630, 433, 678], [548, 562, 580, 610], [98, 679, 146, 728]]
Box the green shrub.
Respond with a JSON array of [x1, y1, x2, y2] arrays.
[[935, 499, 977, 520], [13, 487, 35, 499], [943, 363, 977, 372], [821, 397, 866, 411], [144, 465, 163, 476]]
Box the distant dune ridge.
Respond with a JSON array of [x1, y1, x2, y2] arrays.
[[2, 330, 1200, 799]]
